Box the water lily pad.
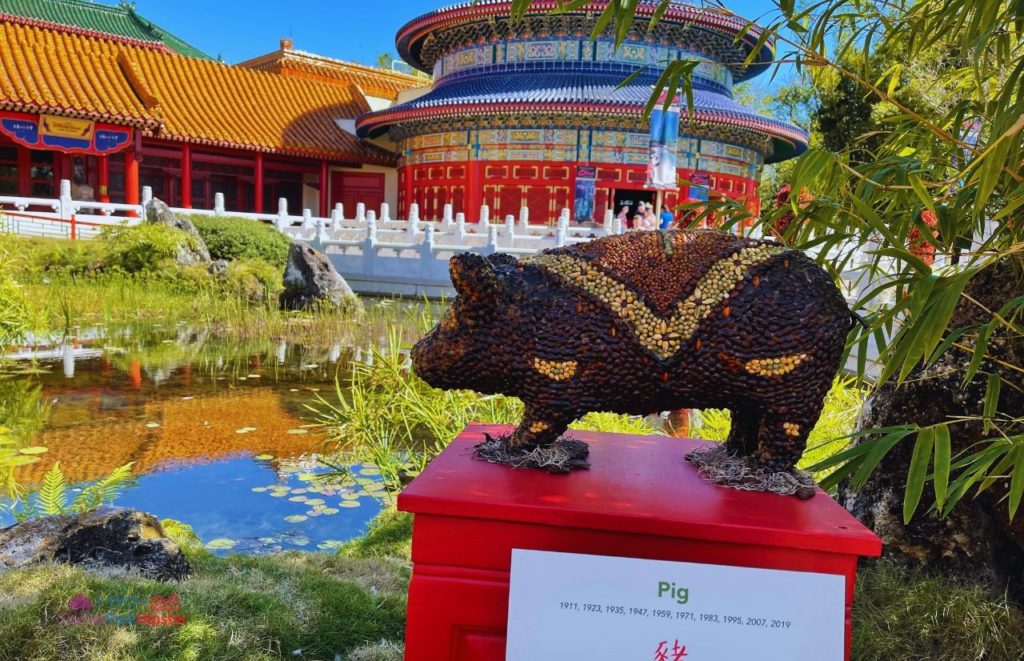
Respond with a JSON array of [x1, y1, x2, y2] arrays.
[[291, 488, 309, 495], [251, 487, 269, 493], [339, 500, 361, 508], [206, 538, 237, 550], [317, 540, 345, 551], [318, 507, 339, 515], [258, 537, 278, 545], [290, 537, 310, 547], [306, 509, 322, 517], [286, 429, 309, 435], [341, 493, 360, 500], [254, 454, 274, 460], [288, 496, 308, 503], [304, 498, 325, 506], [268, 491, 289, 498], [359, 467, 382, 476], [283, 515, 308, 523], [236, 427, 257, 434], [297, 473, 318, 482], [18, 447, 48, 455]]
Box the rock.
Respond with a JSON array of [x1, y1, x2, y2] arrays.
[[208, 259, 229, 276], [280, 242, 357, 310], [0, 508, 191, 581], [839, 256, 1024, 598], [145, 198, 211, 266]]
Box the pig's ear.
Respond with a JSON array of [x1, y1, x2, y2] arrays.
[[450, 253, 501, 302]]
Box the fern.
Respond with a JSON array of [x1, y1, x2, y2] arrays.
[[37, 462, 67, 516], [70, 463, 135, 514]]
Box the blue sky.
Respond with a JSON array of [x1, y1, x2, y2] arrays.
[[128, 1, 790, 71]]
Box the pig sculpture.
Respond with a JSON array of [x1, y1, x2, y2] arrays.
[[411, 230, 852, 476]]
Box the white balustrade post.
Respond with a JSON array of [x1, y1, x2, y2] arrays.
[[420, 223, 435, 262], [560, 207, 570, 224], [519, 206, 529, 228], [59, 179, 74, 220], [479, 204, 490, 233], [505, 213, 515, 246], [407, 211, 419, 238], [363, 216, 378, 276], [356, 202, 366, 222], [331, 203, 343, 229], [603, 209, 614, 234], [519, 209, 530, 234], [487, 224, 499, 252], [409, 202, 420, 224], [442, 203, 454, 230], [302, 208, 313, 229], [367, 210, 377, 223], [380, 202, 391, 222], [214, 192, 225, 216], [556, 224, 568, 247], [276, 197, 289, 230], [140, 184, 152, 211], [455, 212, 466, 240]]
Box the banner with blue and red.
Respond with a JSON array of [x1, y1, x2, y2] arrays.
[[0, 111, 133, 155]]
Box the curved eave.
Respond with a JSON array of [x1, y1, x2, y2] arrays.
[[395, 1, 774, 81], [356, 101, 807, 163]]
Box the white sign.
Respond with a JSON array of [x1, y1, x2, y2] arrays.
[[507, 549, 845, 661]]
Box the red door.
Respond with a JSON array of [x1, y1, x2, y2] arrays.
[[331, 171, 385, 218]]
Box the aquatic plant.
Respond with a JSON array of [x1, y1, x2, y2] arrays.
[[11, 461, 135, 521]]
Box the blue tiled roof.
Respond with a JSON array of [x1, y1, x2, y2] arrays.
[[357, 72, 809, 162]]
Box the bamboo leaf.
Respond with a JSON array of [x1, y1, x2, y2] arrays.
[[933, 424, 951, 509], [1009, 447, 1024, 519], [903, 427, 934, 523], [983, 372, 1001, 433]]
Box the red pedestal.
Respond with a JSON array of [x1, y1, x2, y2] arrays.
[[399, 424, 882, 661]]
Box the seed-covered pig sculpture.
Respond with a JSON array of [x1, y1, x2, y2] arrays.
[[411, 230, 852, 478]]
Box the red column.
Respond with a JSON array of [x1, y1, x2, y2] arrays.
[[97, 155, 110, 203], [402, 166, 414, 219], [465, 161, 482, 222], [254, 152, 264, 213], [319, 159, 329, 217], [180, 143, 192, 208], [16, 145, 31, 196], [124, 147, 139, 205]]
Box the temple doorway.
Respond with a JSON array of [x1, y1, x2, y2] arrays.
[[612, 188, 655, 223]]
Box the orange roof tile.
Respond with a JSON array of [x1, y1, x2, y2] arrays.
[[0, 20, 395, 164], [239, 42, 425, 101]]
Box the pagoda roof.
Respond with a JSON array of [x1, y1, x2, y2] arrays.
[[238, 40, 427, 101], [396, 0, 775, 83], [0, 19, 396, 164], [0, 0, 211, 59], [356, 72, 808, 163]]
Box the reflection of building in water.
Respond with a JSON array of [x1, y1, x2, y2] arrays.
[[356, 1, 808, 222], [16, 388, 322, 485]]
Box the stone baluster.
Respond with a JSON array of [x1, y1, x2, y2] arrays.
[[331, 203, 343, 230], [381, 202, 391, 222], [442, 203, 454, 230], [356, 202, 366, 222], [555, 223, 568, 247], [409, 202, 421, 224], [302, 208, 313, 229], [455, 212, 466, 241], [214, 192, 225, 216], [603, 209, 614, 234], [420, 223, 435, 261], [479, 204, 490, 233], [276, 197, 289, 230], [367, 210, 377, 223], [487, 224, 499, 252], [140, 184, 152, 212], [519, 206, 529, 229]]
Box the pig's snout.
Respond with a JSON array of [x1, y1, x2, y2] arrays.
[[411, 332, 466, 388]]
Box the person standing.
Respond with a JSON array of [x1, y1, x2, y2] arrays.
[[659, 207, 674, 230]]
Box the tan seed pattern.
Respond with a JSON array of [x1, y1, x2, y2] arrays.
[[528, 244, 788, 360], [783, 422, 801, 438], [529, 421, 551, 433], [532, 357, 578, 381], [745, 353, 808, 377]]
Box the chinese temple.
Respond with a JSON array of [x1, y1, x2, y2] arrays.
[[356, 0, 809, 223], [0, 0, 417, 215]]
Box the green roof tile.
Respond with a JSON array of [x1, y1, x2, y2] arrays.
[[0, 0, 211, 59]]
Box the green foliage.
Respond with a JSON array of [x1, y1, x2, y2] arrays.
[[852, 559, 1024, 660], [0, 247, 32, 348], [100, 223, 190, 274], [190, 216, 291, 267], [0, 542, 407, 660], [338, 509, 414, 559], [218, 259, 284, 304], [13, 462, 135, 521]]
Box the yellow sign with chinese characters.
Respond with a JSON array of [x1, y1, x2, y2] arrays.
[[40, 114, 94, 140]]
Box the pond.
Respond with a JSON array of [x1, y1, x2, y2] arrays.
[[0, 302, 424, 554]]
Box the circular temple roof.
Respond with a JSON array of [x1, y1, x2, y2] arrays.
[[396, 0, 775, 83], [356, 71, 808, 163]]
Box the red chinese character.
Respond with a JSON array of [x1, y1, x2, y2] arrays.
[[672, 639, 688, 660], [654, 641, 669, 661]]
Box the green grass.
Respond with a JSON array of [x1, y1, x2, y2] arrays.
[[0, 523, 408, 661]]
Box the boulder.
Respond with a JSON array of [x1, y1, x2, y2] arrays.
[[145, 198, 211, 266], [0, 508, 191, 581], [280, 242, 357, 310]]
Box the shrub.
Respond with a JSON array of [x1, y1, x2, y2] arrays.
[[100, 224, 189, 274], [190, 216, 291, 266], [217, 259, 283, 304]]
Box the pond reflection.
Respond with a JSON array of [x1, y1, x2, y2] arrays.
[[0, 302, 428, 554]]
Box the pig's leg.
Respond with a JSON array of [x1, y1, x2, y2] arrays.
[[754, 399, 822, 473], [725, 407, 760, 457], [508, 405, 573, 449]]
